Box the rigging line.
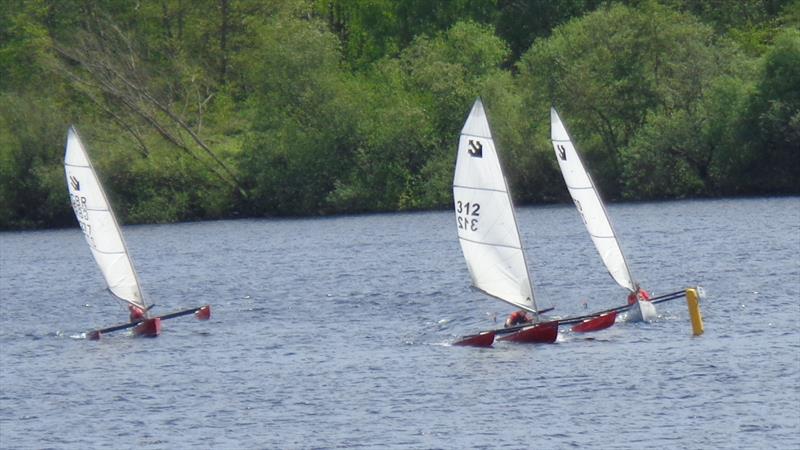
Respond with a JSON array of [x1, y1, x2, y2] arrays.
[[458, 236, 522, 251]]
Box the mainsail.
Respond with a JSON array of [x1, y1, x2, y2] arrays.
[[64, 127, 147, 310], [453, 98, 539, 313], [550, 108, 636, 293]]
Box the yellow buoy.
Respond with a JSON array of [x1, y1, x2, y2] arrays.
[[686, 288, 704, 336]]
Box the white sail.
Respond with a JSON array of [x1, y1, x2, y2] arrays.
[[64, 127, 147, 310], [453, 99, 538, 313], [550, 108, 636, 293]]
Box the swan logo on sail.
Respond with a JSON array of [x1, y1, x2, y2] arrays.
[[468, 140, 483, 158], [70, 175, 80, 191], [557, 145, 567, 161]]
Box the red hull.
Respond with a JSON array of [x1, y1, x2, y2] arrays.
[[133, 318, 161, 337], [454, 331, 495, 347], [87, 330, 101, 340], [499, 321, 558, 343], [571, 311, 617, 333]]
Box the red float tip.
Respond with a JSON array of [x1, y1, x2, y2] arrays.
[[195, 305, 211, 321]]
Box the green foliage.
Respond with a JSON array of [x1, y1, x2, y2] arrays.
[[739, 27, 800, 193], [621, 110, 709, 199], [482, 72, 564, 204], [335, 20, 513, 211], [0, 92, 71, 228], [237, 11, 358, 215], [102, 136, 237, 224], [495, 0, 600, 59], [519, 1, 752, 199], [0, 0, 796, 229], [313, 0, 498, 67], [399, 21, 510, 135], [0, 0, 51, 91], [660, 0, 788, 32]]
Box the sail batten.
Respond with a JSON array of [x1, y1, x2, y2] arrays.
[[65, 127, 147, 310], [458, 236, 524, 251], [453, 184, 507, 194], [566, 185, 594, 190], [461, 133, 493, 140], [454, 99, 539, 314], [550, 108, 636, 293], [89, 249, 128, 255]]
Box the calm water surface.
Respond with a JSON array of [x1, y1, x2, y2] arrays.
[[1, 197, 798, 449]]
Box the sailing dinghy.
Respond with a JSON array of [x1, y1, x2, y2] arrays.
[[65, 126, 211, 339], [550, 108, 656, 322], [452, 98, 563, 346]]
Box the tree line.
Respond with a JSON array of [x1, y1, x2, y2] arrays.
[[1, 0, 798, 229]]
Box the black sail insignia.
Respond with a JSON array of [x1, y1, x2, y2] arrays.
[[468, 140, 483, 158]]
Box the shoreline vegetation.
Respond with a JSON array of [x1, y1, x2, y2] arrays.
[[2, 0, 798, 230]]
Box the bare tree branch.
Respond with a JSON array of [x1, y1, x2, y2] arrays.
[[50, 14, 246, 196]]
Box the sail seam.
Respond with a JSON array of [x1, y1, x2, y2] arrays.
[[65, 163, 91, 168], [567, 185, 593, 190], [461, 132, 492, 140], [453, 184, 507, 194], [90, 248, 127, 255], [458, 236, 522, 250]]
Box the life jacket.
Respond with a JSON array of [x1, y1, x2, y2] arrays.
[[129, 305, 146, 322], [628, 288, 651, 305], [505, 310, 529, 327]]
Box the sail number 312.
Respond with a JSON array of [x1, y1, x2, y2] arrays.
[[456, 201, 480, 231]]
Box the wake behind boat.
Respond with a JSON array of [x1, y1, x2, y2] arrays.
[[64, 126, 211, 339], [452, 99, 613, 347]]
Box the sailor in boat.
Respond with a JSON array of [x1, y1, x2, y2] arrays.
[[129, 304, 146, 322], [505, 310, 533, 328], [627, 285, 651, 305]]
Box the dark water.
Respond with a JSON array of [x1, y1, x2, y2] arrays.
[[1, 197, 798, 449]]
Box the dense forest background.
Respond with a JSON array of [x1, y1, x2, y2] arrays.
[[1, 0, 798, 229]]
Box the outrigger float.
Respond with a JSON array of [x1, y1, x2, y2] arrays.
[[454, 288, 704, 347], [451, 99, 703, 347], [65, 126, 211, 339], [85, 305, 211, 340]]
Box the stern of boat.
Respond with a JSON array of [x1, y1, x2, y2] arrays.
[[133, 317, 161, 337]]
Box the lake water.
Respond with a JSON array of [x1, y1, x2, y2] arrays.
[[1, 197, 798, 449]]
